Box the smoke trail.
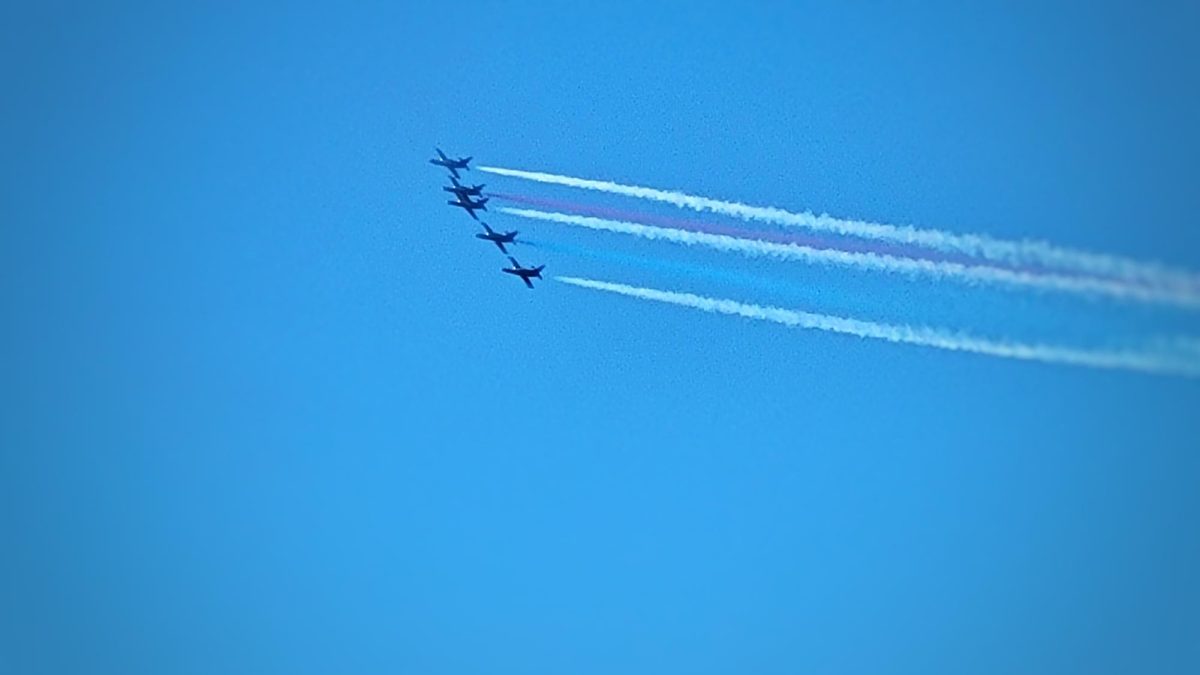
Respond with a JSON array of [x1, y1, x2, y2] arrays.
[[503, 207, 1200, 309], [524, 238, 816, 296], [480, 165, 1200, 294], [493, 191, 980, 267], [556, 276, 1200, 378]]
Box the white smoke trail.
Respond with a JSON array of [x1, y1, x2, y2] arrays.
[[480, 165, 1200, 295], [502, 207, 1200, 309], [556, 276, 1200, 378]]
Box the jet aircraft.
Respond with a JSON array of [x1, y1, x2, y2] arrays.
[[476, 223, 518, 253], [448, 194, 488, 219], [502, 257, 544, 289], [429, 148, 471, 179], [443, 175, 485, 199]]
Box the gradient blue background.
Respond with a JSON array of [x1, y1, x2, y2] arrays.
[[3, 2, 1199, 674]]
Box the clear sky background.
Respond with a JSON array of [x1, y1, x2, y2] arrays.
[[3, 2, 1200, 674]]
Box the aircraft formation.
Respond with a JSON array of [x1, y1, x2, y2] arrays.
[[431, 148, 545, 288]]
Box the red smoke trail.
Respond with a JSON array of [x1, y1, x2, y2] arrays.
[[489, 191, 1193, 298], [491, 192, 1003, 268]]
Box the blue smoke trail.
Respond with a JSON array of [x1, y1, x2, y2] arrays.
[[522, 238, 819, 298], [522, 238, 1200, 351]]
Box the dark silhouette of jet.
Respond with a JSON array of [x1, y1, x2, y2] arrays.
[[476, 222, 517, 253], [429, 147, 471, 179], [502, 256, 544, 289], [448, 194, 488, 219], [443, 175, 485, 199]]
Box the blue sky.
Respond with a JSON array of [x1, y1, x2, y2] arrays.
[[3, 2, 1199, 674]]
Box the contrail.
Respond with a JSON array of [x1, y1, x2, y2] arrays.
[[556, 276, 1200, 378], [502, 207, 1200, 309], [479, 165, 1200, 294]]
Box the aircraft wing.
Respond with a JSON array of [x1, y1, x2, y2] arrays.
[[523, 276, 534, 289]]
